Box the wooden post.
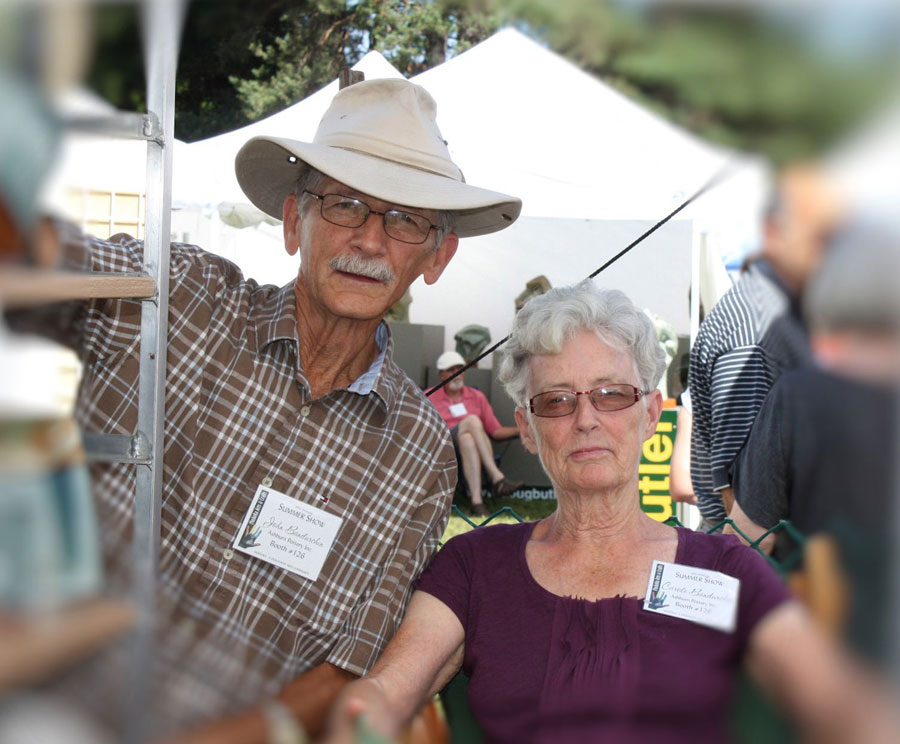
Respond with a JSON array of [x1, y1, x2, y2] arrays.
[[339, 68, 365, 89]]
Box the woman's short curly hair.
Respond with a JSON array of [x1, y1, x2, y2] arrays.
[[498, 280, 666, 408]]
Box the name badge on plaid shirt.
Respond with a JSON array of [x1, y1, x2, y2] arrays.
[[234, 485, 343, 582]]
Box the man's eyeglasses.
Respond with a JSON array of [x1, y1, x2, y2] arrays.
[[305, 191, 437, 245], [528, 384, 651, 418]]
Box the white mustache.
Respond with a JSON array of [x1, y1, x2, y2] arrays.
[[330, 254, 396, 283]]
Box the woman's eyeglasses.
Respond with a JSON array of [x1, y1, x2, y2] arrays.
[[305, 191, 436, 245], [528, 384, 650, 418]]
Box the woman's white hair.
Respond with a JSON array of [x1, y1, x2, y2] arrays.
[[498, 280, 667, 407]]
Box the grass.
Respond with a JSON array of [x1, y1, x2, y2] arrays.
[[441, 496, 558, 542]]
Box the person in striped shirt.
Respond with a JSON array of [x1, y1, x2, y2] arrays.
[[687, 166, 844, 527]]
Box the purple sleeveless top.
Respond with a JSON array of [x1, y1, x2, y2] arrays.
[[414, 524, 790, 744]]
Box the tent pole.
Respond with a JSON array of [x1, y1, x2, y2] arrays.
[[690, 229, 703, 344]]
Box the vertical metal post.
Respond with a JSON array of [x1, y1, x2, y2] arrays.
[[891, 392, 900, 692], [128, 0, 183, 740], [689, 229, 702, 344], [677, 227, 703, 529]]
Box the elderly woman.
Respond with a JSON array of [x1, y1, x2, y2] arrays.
[[326, 282, 895, 744]]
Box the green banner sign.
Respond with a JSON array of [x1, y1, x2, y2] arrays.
[[639, 407, 678, 522]]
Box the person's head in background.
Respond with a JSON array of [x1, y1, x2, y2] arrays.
[[804, 220, 900, 385], [436, 350, 466, 394], [761, 164, 846, 293]]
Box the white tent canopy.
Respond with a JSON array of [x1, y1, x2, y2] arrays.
[[406, 215, 693, 359], [169, 29, 768, 351], [412, 29, 754, 222], [406, 29, 759, 344], [174, 30, 768, 231]]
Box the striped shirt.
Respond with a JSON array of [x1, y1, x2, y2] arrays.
[[687, 260, 811, 523], [10, 222, 456, 735]]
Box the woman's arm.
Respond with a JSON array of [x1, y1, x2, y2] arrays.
[[746, 601, 899, 743], [325, 590, 465, 742], [668, 405, 696, 505]]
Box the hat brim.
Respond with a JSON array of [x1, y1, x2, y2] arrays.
[[235, 136, 522, 238]]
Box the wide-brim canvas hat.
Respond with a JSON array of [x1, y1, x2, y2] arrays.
[[235, 78, 522, 238]]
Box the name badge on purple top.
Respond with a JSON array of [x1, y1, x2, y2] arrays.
[[643, 560, 739, 632]]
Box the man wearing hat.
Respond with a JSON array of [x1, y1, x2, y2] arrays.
[[9, 79, 520, 742], [430, 350, 524, 516]]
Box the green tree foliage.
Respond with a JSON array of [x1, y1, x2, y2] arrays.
[[84, 4, 146, 116], [496, 1, 897, 164], [85, 0, 897, 162], [224, 0, 501, 125], [175, 2, 299, 139]]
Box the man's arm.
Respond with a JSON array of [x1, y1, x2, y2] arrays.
[[280, 663, 359, 737], [159, 661, 357, 744], [727, 497, 775, 553], [729, 376, 790, 549], [718, 485, 736, 516], [707, 346, 773, 506], [325, 591, 465, 743], [7, 220, 167, 354]]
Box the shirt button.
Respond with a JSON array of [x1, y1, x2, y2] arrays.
[[222, 548, 234, 560], [300, 405, 311, 416], [177, 618, 197, 636], [261, 477, 273, 487]]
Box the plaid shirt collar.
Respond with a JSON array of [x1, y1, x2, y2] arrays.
[[254, 282, 395, 409]]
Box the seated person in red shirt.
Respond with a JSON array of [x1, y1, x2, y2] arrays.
[[429, 351, 523, 516]]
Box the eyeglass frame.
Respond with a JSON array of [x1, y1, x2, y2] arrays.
[[528, 384, 652, 418], [303, 191, 438, 245]]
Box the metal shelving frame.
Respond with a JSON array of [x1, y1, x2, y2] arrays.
[[0, 1, 184, 740], [126, 2, 183, 740]]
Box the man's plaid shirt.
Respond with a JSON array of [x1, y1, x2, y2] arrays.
[[12, 223, 456, 734]]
